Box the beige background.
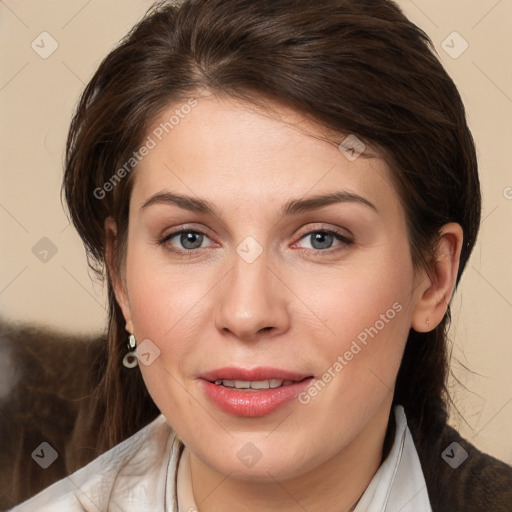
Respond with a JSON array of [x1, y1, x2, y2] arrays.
[[0, 0, 511, 463]]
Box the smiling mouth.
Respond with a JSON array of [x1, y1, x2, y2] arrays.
[[200, 367, 315, 416], [212, 378, 303, 390]]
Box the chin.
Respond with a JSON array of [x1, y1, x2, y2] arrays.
[[195, 437, 319, 482]]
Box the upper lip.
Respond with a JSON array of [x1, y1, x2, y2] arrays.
[[200, 366, 312, 382]]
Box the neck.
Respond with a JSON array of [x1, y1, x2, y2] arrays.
[[188, 399, 394, 512]]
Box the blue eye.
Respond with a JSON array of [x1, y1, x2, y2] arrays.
[[163, 230, 211, 251], [296, 230, 353, 252], [159, 227, 352, 256], [307, 231, 335, 250]]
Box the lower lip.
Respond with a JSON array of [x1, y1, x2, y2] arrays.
[[201, 378, 314, 417]]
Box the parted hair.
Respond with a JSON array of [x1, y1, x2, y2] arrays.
[[63, 0, 480, 453]]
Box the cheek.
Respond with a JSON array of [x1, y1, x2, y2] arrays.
[[307, 249, 412, 332], [124, 242, 217, 379], [296, 242, 415, 387], [127, 265, 206, 348], [124, 253, 213, 422]]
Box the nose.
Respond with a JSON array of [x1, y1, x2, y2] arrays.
[[214, 249, 291, 342]]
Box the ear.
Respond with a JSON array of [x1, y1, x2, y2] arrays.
[[411, 223, 463, 333], [105, 216, 133, 333]]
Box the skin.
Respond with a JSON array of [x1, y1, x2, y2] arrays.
[[106, 94, 462, 512]]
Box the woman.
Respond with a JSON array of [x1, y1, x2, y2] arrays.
[[10, 0, 512, 510]]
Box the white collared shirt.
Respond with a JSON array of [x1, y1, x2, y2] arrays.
[[10, 405, 432, 511], [176, 405, 432, 512]]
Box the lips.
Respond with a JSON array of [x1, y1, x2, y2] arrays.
[[200, 366, 310, 382], [199, 366, 314, 417]]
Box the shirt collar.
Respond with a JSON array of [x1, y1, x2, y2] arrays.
[[175, 405, 432, 512], [353, 405, 432, 511]]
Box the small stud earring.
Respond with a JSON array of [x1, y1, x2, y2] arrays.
[[128, 333, 136, 350], [426, 319, 430, 327], [123, 333, 138, 368]]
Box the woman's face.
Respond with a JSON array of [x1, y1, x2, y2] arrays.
[[113, 95, 427, 480]]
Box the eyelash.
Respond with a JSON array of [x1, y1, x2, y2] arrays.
[[295, 229, 354, 255], [158, 226, 353, 256]]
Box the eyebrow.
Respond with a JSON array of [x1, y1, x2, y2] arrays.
[[283, 191, 377, 215], [139, 190, 378, 217], [140, 192, 218, 215]]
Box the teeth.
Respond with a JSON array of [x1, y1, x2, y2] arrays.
[[213, 379, 295, 389], [250, 380, 270, 389]]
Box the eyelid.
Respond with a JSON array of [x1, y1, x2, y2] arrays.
[[160, 222, 212, 238], [293, 223, 353, 242], [157, 224, 218, 253], [164, 229, 212, 244], [292, 227, 353, 253]]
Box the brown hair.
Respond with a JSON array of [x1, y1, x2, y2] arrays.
[[63, 0, 480, 454]]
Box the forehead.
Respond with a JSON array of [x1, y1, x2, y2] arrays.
[[130, 95, 400, 218]]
